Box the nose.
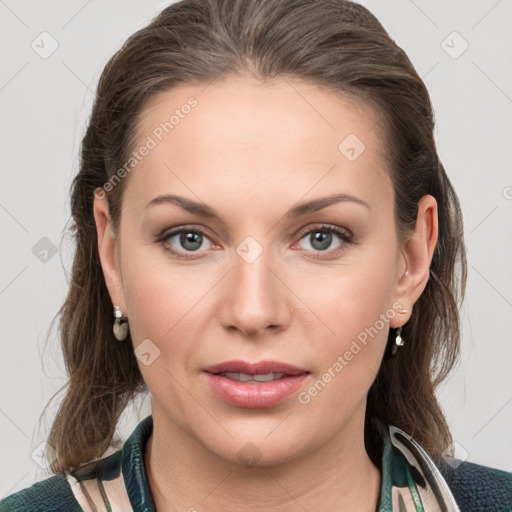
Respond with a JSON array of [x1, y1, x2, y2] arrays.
[[219, 244, 290, 338]]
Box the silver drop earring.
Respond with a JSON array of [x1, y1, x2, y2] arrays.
[[113, 305, 129, 341], [391, 307, 408, 356], [391, 326, 405, 356]]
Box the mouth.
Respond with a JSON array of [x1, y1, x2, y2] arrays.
[[215, 371, 290, 382], [202, 360, 310, 408], [203, 360, 308, 376]]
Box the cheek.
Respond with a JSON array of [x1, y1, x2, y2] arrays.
[[296, 246, 396, 350], [295, 247, 396, 406], [120, 244, 206, 371], [121, 253, 207, 422]]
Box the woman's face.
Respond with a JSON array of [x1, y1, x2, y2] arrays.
[[95, 76, 435, 466]]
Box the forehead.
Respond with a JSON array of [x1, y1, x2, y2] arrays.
[[125, 76, 391, 211]]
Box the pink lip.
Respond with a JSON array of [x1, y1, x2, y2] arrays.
[[202, 360, 309, 408], [203, 360, 308, 375]]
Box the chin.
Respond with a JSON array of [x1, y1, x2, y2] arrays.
[[202, 426, 313, 468]]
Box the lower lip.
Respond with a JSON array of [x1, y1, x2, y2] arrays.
[[203, 372, 309, 408]]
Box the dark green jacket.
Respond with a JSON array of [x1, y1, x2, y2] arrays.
[[1, 415, 511, 511]]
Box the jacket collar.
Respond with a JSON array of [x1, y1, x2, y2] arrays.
[[120, 415, 460, 512]]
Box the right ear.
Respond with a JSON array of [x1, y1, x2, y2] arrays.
[[92, 189, 126, 311]]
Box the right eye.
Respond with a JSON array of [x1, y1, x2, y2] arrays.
[[158, 226, 216, 259]]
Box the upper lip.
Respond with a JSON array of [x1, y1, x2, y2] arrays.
[[203, 360, 309, 376]]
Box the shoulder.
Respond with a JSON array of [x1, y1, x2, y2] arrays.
[[0, 417, 152, 512], [0, 449, 124, 512], [0, 473, 82, 512], [437, 458, 512, 512]]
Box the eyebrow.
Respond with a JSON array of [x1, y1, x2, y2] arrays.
[[144, 192, 370, 219]]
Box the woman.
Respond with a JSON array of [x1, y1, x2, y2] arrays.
[[1, 0, 511, 510]]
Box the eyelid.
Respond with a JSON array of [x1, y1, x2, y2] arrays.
[[293, 223, 353, 241], [157, 224, 216, 249], [291, 223, 354, 254]]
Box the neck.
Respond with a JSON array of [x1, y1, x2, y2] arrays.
[[145, 406, 381, 512]]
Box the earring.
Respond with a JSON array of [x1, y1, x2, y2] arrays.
[[391, 326, 405, 356], [113, 305, 129, 341]]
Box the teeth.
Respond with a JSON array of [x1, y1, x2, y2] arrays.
[[253, 372, 285, 382], [220, 372, 286, 382]]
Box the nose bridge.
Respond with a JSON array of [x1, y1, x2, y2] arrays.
[[221, 234, 285, 334]]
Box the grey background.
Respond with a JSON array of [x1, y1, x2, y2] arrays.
[[1, 0, 511, 496]]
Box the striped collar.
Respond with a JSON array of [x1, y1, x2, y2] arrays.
[[67, 414, 460, 511]]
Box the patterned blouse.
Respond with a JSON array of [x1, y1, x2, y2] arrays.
[[1, 414, 511, 511]]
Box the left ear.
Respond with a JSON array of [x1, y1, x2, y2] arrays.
[[390, 194, 438, 328]]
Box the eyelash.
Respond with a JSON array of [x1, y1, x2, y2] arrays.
[[156, 224, 354, 260]]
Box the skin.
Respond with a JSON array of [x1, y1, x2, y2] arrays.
[[93, 76, 438, 511]]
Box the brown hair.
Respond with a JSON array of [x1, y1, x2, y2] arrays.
[[41, 0, 467, 473]]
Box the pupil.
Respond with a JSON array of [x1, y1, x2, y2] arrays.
[[312, 231, 331, 250], [181, 232, 202, 250]]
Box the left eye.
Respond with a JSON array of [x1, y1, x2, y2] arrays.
[[294, 225, 352, 253]]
